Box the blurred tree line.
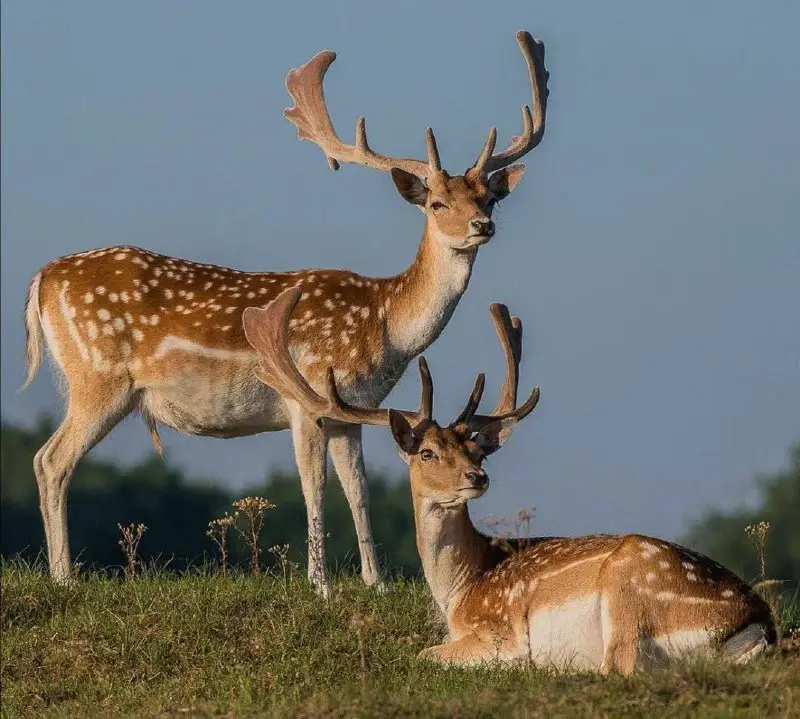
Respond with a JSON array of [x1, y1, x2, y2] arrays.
[[682, 442, 800, 587], [2, 418, 798, 585], [1, 418, 419, 575]]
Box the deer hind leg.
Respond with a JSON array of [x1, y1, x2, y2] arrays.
[[287, 403, 330, 599], [34, 381, 135, 583], [327, 424, 383, 590], [598, 589, 647, 675], [418, 634, 498, 666]]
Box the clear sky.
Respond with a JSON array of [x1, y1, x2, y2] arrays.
[[2, 1, 798, 541]]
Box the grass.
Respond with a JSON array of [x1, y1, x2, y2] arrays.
[[1, 562, 799, 718]]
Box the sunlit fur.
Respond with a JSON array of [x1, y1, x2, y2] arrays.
[[25, 30, 544, 594], [390, 414, 775, 674], [22, 163, 524, 590]]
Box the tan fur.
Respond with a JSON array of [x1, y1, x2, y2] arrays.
[[24, 201, 510, 588], [25, 30, 549, 592], [396, 399, 775, 674], [261, 293, 776, 672]]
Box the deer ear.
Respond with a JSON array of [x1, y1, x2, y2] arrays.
[[389, 409, 417, 455], [391, 168, 428, 206], [473, 417, 519, 456], [488, 164, 526, 200]]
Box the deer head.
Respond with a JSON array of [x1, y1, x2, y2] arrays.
[[244, 288, 539, 507], [285, 31, 548, 252]]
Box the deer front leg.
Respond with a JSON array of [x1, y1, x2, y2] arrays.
[[327, 424, 384, 591], [418, 634, 499, 666], [288, 404, 330, 599]]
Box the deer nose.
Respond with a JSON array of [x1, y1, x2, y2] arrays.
[[465, 469, 488, 488], [470, 218, 495, 236]]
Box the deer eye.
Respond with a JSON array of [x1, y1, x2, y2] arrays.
[[430, 201, 448, 212], [420, 448, 436, 461]]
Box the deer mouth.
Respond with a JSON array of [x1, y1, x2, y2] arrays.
[[457, 485, 489, 499], [463, 231, 494, 249]]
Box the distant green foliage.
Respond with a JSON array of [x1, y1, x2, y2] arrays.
[[683, 443, 800, 586], [0, 418, 418, 575]]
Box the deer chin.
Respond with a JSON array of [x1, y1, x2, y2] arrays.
[[429, 226, 489, 253], [436, 485, 489, 506], [462, 233, 494, 250]]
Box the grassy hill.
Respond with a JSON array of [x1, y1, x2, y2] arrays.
[[2, 563, 798, 718]]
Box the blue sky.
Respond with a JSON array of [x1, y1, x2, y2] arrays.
[[2, 1, 798, 541]]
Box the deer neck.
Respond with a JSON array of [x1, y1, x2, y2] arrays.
[[383, 226, 477, 358], [411, 489, 491, 617]]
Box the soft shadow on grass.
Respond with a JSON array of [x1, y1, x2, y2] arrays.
[[1, 560, 798, 719]]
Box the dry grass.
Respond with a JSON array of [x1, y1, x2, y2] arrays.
[[1, 561, 798, 718]]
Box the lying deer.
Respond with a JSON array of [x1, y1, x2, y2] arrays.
[[244, 288, 776, 673], [22, 31, 548, 593]]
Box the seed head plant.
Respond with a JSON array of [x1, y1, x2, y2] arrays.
[[232, 496, 275, 576], [745, 520, 787, 644], [745, 520, 771, 581], [117, 523, 147, 579], [206, 513, 236, 577]]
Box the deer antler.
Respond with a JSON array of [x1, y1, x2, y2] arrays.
[[244, 289, 537, 435], [470, 31, 549, 176], [242, 288, 432, 426], [284, 50, 441, 179], [451, 302, 538, 432]]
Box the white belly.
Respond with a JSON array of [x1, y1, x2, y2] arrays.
[[527, 594, 604, 671], [141, 370, 289, 437]]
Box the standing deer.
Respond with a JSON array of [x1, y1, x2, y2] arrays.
[[22, 31, 549, 594], [245, 288, 776, 672]]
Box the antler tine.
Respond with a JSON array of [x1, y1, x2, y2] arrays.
[[488, 303, 523, 415], [418, 356, 434, 421], [472, 127, 498, 175], [471, 30, 549, 175], [425, 128, 442, 172], [285, 49, 437, 180], [450, 373, 486, 429], [457, 302, 537, 432]]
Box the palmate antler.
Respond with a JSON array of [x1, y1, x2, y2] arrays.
[[284, 30, 548, 180], [284, 51, 441, 179], [243, 288, 539, 434], [242, 288, 433, 427]]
